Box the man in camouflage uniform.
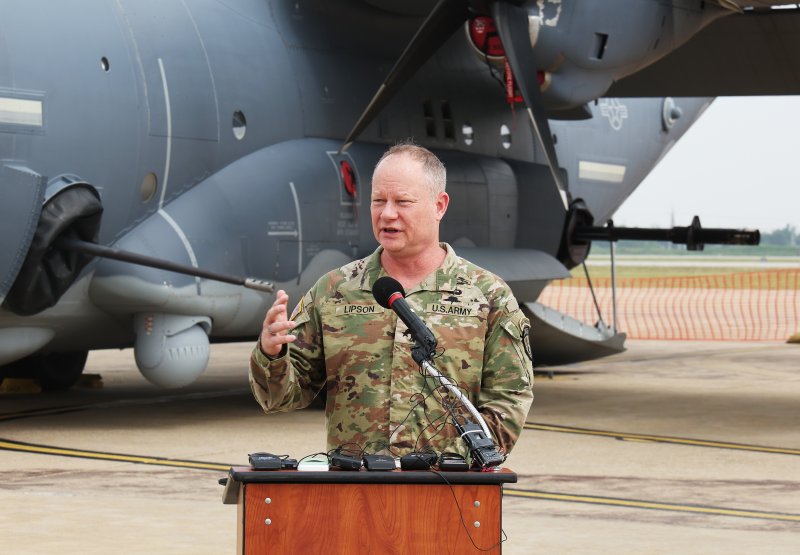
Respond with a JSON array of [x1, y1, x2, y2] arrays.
[[250, 143, 533, 460]]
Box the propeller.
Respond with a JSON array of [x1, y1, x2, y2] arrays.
[[490, 2, 568, 210], [339, 0, 471, 152]]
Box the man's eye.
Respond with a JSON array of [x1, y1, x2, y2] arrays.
[[371, 199, 385, 204]]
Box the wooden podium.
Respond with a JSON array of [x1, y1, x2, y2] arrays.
[[222, 466, 516, 554]]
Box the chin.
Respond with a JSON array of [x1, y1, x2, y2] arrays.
[[379, 235, 404, 249], [380, 241, 404, 253]]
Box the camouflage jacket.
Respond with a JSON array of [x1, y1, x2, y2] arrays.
[[249, 243, 534, 460]]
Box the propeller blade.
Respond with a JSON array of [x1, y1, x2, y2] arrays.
[[340, 0, 470, 152], [491, 2, 568, 209]]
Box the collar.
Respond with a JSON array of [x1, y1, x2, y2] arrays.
[[357, 243, 467, 294]]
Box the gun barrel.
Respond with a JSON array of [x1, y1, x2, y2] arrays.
[[575, 220, 760, 251], [55, 237, 275, 292], [576, 226, 760, 244]]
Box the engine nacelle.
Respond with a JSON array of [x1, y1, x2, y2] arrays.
[[464, 0, 729, 111], [133, 313, 211, 388], [530, 0, 728, 109]]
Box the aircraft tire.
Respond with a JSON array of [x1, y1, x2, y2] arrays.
[[1, 351, 89, 391], [34, 351, 89, 391]]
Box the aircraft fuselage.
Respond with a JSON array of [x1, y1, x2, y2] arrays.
[[0, 0, 715, 385]]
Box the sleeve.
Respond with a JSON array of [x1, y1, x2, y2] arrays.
[[477, 293, 534, 455], [248, 288, 327, 414]]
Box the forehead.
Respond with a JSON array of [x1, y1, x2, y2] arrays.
[[372, 153, 427, 193]]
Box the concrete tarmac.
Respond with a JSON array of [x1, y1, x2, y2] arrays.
[[1, 340, 798, 554]]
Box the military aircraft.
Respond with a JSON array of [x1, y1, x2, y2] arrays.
[[1, 0, 781, 391]]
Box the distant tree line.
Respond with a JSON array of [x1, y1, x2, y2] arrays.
[[761, 225, 798, 247]]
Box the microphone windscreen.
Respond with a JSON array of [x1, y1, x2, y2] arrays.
[[372, 276, 405, 308]]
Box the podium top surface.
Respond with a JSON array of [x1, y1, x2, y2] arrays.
[[228, 466, 517, 486]]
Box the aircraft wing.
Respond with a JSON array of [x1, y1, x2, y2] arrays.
[[606, 8, 800, 97], [454, 248, 570, 302]]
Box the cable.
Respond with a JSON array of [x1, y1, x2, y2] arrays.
[[362, 440, 392, 456], [393, 389, 453, 456], [297, 451, 330, 465], [429, 468, 508, 552]]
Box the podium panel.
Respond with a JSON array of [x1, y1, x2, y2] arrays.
[[225, 467, 515, 554]]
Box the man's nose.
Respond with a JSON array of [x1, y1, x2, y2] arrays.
[[381, 201, 398, 219]]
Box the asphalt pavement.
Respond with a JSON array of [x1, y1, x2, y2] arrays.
[[1, 339, 798, 554]]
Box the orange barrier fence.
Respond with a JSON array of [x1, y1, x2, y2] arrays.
[[537, 269, 800, 341]]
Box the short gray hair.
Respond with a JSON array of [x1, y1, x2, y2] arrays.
[[374, 141, 446, 197]]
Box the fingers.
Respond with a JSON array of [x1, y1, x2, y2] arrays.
[[266, 290, 289, 320], [259, 290, 298, 357], [266, 320, 297, 335]]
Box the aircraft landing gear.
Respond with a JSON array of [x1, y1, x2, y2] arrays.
[[0, 351, 88, 391]]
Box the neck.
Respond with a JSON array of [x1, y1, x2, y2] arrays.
[[381, 243, 447, 291]]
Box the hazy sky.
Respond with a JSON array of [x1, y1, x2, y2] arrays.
[[612, 96, 800, 234]]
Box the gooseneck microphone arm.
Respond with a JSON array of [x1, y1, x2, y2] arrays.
[[416, 358, 492, 439], [372, 277, 503, 467], [372, 277, 438, 360]]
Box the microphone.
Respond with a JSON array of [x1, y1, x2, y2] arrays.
[[372, 276, 437, 359], [372, 276, 504, 468]]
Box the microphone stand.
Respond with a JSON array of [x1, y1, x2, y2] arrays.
[[411, 342, 504, 468]]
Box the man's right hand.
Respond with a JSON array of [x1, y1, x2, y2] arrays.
[[258, 290, 297, 358]]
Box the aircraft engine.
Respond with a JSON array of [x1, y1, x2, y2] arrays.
[[464, 1, 728, 112], [133, 313, 211, 388], [2, 175, 102, 316], [0, 165, 45, 309]]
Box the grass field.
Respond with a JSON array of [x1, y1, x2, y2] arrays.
[[565, 256, 800, 290], [573, 265, 757, 279]]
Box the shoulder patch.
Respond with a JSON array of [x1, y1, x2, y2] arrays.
[[290, 293, 307, 321], [506, 295, 520, 313], [522, 324, 533, 362]]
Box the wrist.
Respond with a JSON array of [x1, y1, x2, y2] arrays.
[[257, 336, 285, 361]]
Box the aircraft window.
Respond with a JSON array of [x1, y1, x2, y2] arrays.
[[140, 172, 158, 202], [462, 123, 474, 146], [100, 57, 110, 72], [500, 124, 511, 149], [232, 110, 247, 140]]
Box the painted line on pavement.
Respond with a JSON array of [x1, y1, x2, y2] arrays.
[[525, 421, 800, 456], [504, 488, 800, 523], [4, 438, 797, 523]]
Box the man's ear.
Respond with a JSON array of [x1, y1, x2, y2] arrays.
[[435, 192, 450, 221]]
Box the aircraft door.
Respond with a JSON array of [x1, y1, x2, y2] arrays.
[[116, 0, 218, 142], [266, 150, 363, 285]]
